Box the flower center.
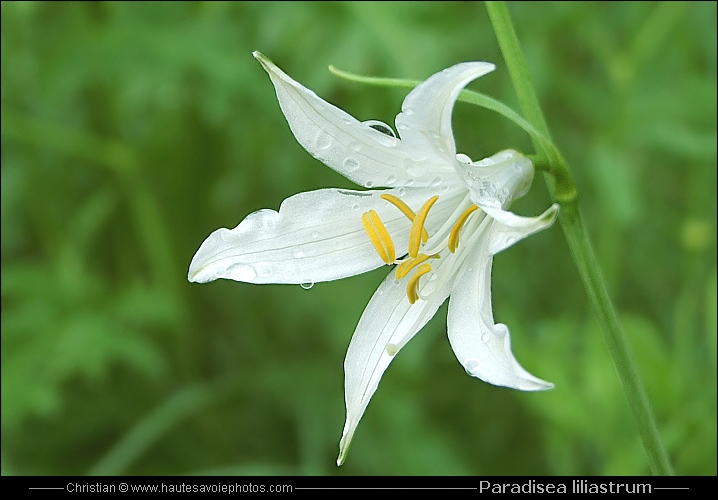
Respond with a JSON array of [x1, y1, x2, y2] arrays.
[[362, 194, 480, 304]]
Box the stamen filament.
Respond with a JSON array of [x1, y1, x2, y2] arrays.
[[361, 210, 395, 264], [380, 193, 428, 243], [395, 253, 440, 280], [406, 263, 433, 304], [408, 195, 439, 258], [448, 204, 479, 253]]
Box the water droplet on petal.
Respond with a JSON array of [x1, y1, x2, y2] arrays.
[[481, 332, 491, 343], [418, 272, 438, 298], [392, 279, 401, 287], [300, 281, 314, 290], [363, 120, 396, 138], [262, 217, 277, 231], [403, 107, 415, 116], [316, 131, 333, 150], [224, 264, 258, 282], [352, 203, 360, 211], [385, 175, 397, 185], [343, 158, 360, 172], [291, 247, 304, 258], [310, 231, 319, 240], [350, 141, 362, 152], [397, 187, 406, 196], [479, 181, 498, 198], [464, 359, 480, 375], [365, 180, 374, 188], [404, 157, 428, 177], [406, 179, 415, 187], [499, 188, 510, 205], [494, 324, 509, 337], [430, 176, 442, 187], [256, 262, 273, 278], [457, 153, 472, 164]]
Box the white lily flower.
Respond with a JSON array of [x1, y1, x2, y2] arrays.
[[188, 52, 560, 465]]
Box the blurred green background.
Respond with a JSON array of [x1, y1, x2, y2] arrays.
[[2, 1, 715, 476]]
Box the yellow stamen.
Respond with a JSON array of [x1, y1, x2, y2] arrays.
[[395, 253, 440, 280], [380, 193, 428, 243], [361, 210, 395, 264], [448, 204, 479, 253], [408, 195, 439, 258], [406, 263, 433, 304]]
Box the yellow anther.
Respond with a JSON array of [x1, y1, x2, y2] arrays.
[[448, 204, 479, 253], [395, 253, 440, 280], [380, 193, 429, 243], [406, 263, 433, 304], [361, 210, 396, 264], [408, 195, 439, 258]]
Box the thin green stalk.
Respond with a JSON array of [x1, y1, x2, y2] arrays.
[[329, 65, 556, 173], [486, 1, 674, 475]]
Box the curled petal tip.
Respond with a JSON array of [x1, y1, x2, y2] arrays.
[[516, 379, 554, 391], [253, 51, 270, 67], [462, 358, 554, 392], [337, 436, 351, 466], [187, 256, 208, 283], [253, 51, 278, 74], [252, 50, 269, 63]]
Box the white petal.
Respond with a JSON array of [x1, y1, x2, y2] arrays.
[[481, 203, 560, 255], [447, 240, 553, 391], [253, 52, 453, 188], [456, 149, 535, 209], [395, 61, 495, 164], [338, 256, 459, 465], [189, 187, 464, 285]]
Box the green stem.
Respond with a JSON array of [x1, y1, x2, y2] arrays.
[[486, 1, 674, 476]]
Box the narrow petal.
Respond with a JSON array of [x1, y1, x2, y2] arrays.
[[480, 203, 560, 255], [447, 239, 553, 391], [189, 187, 464, 285], [338, 255, 460, 465], [395, 62, 495, 164], [253, 52, 455, 188]]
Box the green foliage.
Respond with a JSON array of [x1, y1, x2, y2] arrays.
[[1, 1, 715, 475]]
